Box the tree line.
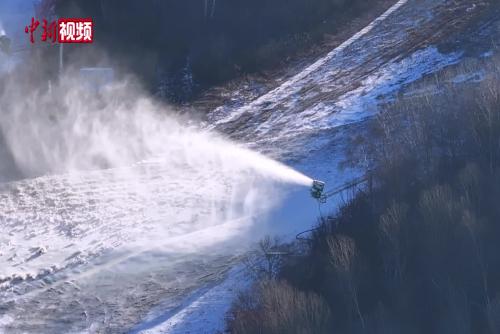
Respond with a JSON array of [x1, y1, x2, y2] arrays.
[[50, 0, 373, 101], [228, 54, 500, 334]]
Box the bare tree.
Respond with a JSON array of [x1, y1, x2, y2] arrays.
[[244, 236, 287, 280], [487, 297, 500, 334], [439, 285, 471, 334], [461, 209, 490, 305], [378, 201, 408, 288], [230, 280, 332, 334], [203, 0, 216, 19], [327, 235, 365, 329]]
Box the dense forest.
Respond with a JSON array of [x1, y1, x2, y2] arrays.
[[228, 54, 500, 334], [46, 0, 376, 101]]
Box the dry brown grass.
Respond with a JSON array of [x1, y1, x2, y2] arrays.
[[229, 280, 332, 334]]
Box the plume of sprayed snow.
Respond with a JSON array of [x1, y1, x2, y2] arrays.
[[0, 73, 311, 187], [0, 67, 314, 289], [0, 68, 313, 252]]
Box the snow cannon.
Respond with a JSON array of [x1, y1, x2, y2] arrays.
[[311, 180, 325, 200]]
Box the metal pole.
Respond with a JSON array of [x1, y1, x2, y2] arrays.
[[59, 41, 63, 76]]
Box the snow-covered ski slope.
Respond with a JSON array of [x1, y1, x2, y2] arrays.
[[210, 0, 482, 159], [0, 0, 493, 333]]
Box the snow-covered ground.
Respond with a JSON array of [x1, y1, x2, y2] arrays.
[[0, 78, 315, 332], [131, 265, 250, 334], [0, 0, 495, 333]]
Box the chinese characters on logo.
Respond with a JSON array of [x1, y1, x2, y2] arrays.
[[59, 19, 93, 43], [25, 18, 93, 44], [25, 17, 40, 44]]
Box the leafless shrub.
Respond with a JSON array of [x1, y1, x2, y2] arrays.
[[327, 235, 365, 328], [469, 76, 500, 172], [460, 209, 490, 303], [458, 163, 482, 210], [419, 185, 457, 227], [378, 201, 409, 286], [244, 236, 289, 280], [487, 297, 500, 334], [418, 185, 466, 276], [438, 285, 471, 334], [362, 302, 407, 334], [229, 280, 332, 334]]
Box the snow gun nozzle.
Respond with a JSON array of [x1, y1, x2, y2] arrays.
[[311, 180, 325, 200]]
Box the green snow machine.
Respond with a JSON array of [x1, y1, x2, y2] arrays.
[[311, 180, 325, 200]]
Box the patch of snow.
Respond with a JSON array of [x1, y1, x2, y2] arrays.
[[324, 46, 462, 128], [449, 70, 486, 84], [0, 315, 14, 327], [482, 50, 494, 58], [131, 266, 249, 334], [211, 0, 410, 126]]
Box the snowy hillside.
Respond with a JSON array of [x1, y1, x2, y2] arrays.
[[0, 0, 496, 333]]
